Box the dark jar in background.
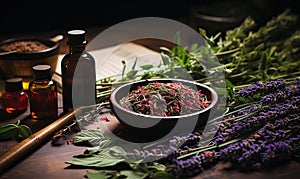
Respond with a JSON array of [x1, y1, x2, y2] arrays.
[[28, 64, 58, 119], [61, 29, 96, 114], [0, 77, 28, 115]]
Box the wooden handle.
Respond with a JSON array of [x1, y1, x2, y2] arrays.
[[0, 110, 77, 174]]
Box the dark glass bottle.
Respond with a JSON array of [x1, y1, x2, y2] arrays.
[[0, 78, 28, 115], [28, 64, 58, 119], [61, 29, 96, 113]]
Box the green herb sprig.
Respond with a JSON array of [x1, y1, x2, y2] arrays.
[[95, 9, 300, 104], [0, 120, 31, 140]]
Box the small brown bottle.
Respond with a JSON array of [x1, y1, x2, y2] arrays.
[[61, 29, 96, 113], [28, 64, 58, 119], [0, 78, 28, 115]]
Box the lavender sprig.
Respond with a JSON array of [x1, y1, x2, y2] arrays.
[[213, 81, 300, 146], [123, 131, 204, 161], [170, 112, 299, 176], [162, 77, 300, 177], [213, 100, 299, 145], [219, 133, 300, 170], [168, 151, 216, 177], [234, 78, 286, 98], [261, 83, 300, 104]]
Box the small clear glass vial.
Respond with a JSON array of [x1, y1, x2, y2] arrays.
[[28, 64, 58, 119], [0, 78, 28, 115]]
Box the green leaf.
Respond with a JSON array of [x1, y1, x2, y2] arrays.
[[140, 64, 154, 70], [259, 52, 268, 81], [66, 153, 124, 168], [154, 171, 176, 179], [131, 57, 138, 70], [225, 79, 234, 89], [109, 146, 126, 157], [72, 129, 107, 146], [0, 124, 18, 135], [84, 139, 112, 154], [86, 170, 108, 179], [126, 70, 138, 79], [148, 162, 166, 172], [199, 28, 214, 47], [0, 124, 19, 140], [159, 47, 172, 53], [160, 53, 171, 65], [120, 170, 148, 179], [17, 125, 32, 139], [0, 120, 32, 140]]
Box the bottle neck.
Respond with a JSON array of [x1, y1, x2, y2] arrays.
[[69, 45, 86, 54], [33, 78, 51, 82]]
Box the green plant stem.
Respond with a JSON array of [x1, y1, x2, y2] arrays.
[[177, 138, 242, 160]]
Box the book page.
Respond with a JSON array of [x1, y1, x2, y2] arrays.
[[53, 42, 162, 86]]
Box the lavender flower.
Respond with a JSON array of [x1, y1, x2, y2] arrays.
[[260, 82, 300, 105], [234, 81, 264, 97], [213, 102, 299, 145], [234, 78, 286, 98], [261, 141, 293, 163], [123, 131, 204, 161], [294, 77, 299, 85], [168, 151, 216, 177], [218, 120, 299, 170], [264, 78, 286, 93], [259, 134, 300, 167]]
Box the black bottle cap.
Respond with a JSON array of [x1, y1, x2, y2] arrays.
[[67, 30, 87, 46], [32, 64, 52, 80], [5, 78, 23, 92]]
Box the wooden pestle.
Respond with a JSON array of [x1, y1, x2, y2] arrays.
[[0, 109, 77, 175]]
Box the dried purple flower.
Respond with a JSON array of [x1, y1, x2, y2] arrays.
[[234, 78, 286, 98]]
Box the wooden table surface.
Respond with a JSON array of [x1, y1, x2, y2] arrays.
[[1, 94, 300, 179], [1, 27, 300, 179]]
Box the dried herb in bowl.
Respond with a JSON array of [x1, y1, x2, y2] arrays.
[[0, 40, 50, 53], [119, 81, 211, 116]]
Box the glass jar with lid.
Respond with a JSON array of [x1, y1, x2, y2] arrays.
[[0, 77, 28, 115], [28, 64, 58, 119]]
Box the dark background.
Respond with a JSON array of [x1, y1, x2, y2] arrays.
[[0, 0, 299, 37]]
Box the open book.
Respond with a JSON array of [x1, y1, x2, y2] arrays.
[[52, 42, 162, 87]]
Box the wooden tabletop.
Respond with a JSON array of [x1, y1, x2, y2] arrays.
[[1, 93, 299, 179], [1, 27, 300, 179]]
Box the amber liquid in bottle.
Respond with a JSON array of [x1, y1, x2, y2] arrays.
[[1, 91, 28, 114], [29, 65, 58, 119], [1, 78, 28, 115], [61, 30, 96, 113]]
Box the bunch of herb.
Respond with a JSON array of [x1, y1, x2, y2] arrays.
[[64, 77, 300, 178], [204, 9, 300, 85], [96, 9, 300, 104]]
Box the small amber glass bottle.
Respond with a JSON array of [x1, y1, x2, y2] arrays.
[[61, 29, 96, 113], [0, 78, 28, 115], [28, 64, 58, 119]]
